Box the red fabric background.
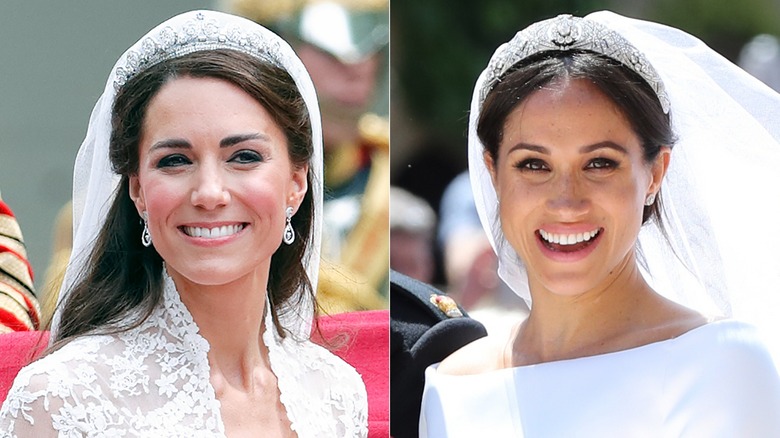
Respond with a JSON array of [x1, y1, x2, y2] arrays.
[[0, 310, 389, 436]]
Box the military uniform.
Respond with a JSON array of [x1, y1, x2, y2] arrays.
[[0, 196, 40, 332], [389, 270, 487, 438]]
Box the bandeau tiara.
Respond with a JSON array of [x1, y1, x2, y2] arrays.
[[113, 11, 283, 92], [480, 14, 670, 114]]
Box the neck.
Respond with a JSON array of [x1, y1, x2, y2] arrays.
[[514, 253, 655, 365], [171, 268, 271, 388]]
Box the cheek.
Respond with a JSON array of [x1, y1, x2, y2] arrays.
[[138, 175, 183, 218], [495, 172, 540, 213], [240, 173, 291, 216], [495, 176, 538, 244]]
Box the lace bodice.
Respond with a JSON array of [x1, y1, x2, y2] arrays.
[[0, 274, 368, 437]]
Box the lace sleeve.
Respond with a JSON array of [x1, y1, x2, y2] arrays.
[[0, 337, 135, 437], [0, 365, 69, 437]]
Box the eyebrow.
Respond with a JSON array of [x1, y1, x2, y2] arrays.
[[149, 133, 271, 151], [579, 141, 629, 155], [507, 141, 629, 155], [220, 133, 271, 148]]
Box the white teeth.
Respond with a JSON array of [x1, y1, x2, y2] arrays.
[[184, 224, 244, 239], [539, 229, 599, 246]]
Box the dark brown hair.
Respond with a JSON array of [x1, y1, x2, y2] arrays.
[[52, 49, 315, 346], [477, 50, 675, 224]]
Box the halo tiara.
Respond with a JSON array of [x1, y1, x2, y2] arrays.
[[113, 12, 283, 91], [480, 14, 670, 113]]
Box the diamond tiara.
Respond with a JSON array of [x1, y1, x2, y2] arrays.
[[480, 14, 670, 114], [113, 12, 284, 92]]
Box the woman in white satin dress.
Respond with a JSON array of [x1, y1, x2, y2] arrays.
[[0, 10, 367, 437], [420, 11, 780, 437]]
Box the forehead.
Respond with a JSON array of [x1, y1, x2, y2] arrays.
[[142, 76, 278, 133], [134, 76, 290, 159], [501, 78, 638, 149]]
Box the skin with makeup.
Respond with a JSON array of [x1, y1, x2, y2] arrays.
[[129, 76, 306, 437], [439, 76, 707, 374]]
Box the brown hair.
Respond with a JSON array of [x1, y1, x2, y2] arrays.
[[477, 50, 675, 224], [52, 49, 315, 346]]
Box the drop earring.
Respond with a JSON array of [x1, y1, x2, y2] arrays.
[[644, 193, 656, 206], [141, 211, 152, 247], [283, 207, 295, 245]]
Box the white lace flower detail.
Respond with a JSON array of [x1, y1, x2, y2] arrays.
[[0, 271, 368, 436]]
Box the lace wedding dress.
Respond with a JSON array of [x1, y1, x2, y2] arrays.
[[0, 273, 368, 437]]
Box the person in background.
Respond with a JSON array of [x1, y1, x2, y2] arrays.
[[437, 171, 528, 336], [738, 33, 780, 91], [389, 186, 436, 284], [0, 193, 40, 333], [226, 0, 390, 312], [389, 270, 486, 438]]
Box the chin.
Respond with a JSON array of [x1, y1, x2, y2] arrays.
[[167, 261, 259, 288]]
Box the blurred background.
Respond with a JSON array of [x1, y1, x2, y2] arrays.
[[390, 0, 780, 333], [1, 1, 779, 331]]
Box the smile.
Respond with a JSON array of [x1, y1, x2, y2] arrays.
[[539, 229, 600, 246], [181, 224, 245, 239]]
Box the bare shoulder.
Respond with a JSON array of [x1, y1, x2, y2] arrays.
[[650, 295, 713, 339], [436, 334, 507, 376]]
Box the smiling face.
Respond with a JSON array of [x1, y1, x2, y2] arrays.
[[485, 78, 669, 298], [129, 76, 308, 288]]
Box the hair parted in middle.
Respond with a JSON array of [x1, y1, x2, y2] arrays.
[[477, 50, 676, 226]]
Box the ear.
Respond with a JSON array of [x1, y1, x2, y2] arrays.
[[288, 164, 309, 212], [647, 146, 671, 195], [483, 151, 500, 196], [128, 174, 147, 215]]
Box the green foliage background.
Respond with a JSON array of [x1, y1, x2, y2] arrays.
[[391, 0, 780, 171]]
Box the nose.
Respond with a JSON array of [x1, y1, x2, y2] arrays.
[[546, 172, 588, 218], [190, 163, 230, 210]]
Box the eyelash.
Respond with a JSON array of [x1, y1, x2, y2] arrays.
[[586, 158, 618, 170], [515, 159, 548, 172], [155, 150, 263, 168], [229, 150, 263, 164], [156, 154, 190, 168], [513, 157, 619, 172]]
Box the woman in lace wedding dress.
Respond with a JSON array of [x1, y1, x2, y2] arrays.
[[419, 12, 780, 437], [0, 10, 367, 437]]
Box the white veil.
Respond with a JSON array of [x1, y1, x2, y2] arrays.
[[52, 10, 324, 341], [468, 11, 780, 360]]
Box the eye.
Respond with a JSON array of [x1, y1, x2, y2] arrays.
[[586, 158, 617, 170], [515, 158, 549, 172], [156, 154, 190, 168], [229, 150, 263, 164]]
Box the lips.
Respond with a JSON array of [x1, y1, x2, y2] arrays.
[[181, 224, 245, 239], [538, 228, 602, 253]]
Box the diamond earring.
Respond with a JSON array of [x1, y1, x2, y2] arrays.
[[644, 193, 656, 207], [141, 211, 152, 247], [283, 207, 295, 245]]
